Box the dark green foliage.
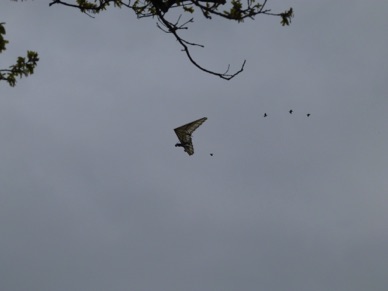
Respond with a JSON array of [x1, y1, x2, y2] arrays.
[[0, 22, 39, 87], [280, 7, 293, 26], [0, 23, 9, 52]]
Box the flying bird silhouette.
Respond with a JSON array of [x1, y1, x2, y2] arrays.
[[264, 113, 267, 117], [289, 110, 293, 114], [174, 117, 207, 156], [307, 113, 311, 117], [210, 153, 214, 156]]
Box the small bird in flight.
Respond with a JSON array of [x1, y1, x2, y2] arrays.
[[264, 113, 267, 117], [289, 110, 293, 114], [210, 153, 214, 156], [307, 113, 311, 117]]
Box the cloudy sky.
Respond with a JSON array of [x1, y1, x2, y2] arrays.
[[1, 1, 388, 290]]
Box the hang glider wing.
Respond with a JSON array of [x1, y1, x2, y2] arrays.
[[174, 117, 207, 156]]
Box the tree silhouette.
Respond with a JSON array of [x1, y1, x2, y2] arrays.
[[48, 0, 293, 80]]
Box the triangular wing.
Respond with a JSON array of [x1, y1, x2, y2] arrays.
[[174, 117, 207, 156]]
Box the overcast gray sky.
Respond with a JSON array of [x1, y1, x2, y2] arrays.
[[1, 1, 388, 291]]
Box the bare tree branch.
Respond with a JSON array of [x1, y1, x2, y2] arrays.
[[156, 13, 245, 79]]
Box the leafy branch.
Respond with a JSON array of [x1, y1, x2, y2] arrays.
[[0, 22, 39, 87], [48, 0, 293, 80]]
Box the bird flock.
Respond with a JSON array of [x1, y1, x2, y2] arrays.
[[264, 110, 310, 117]]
